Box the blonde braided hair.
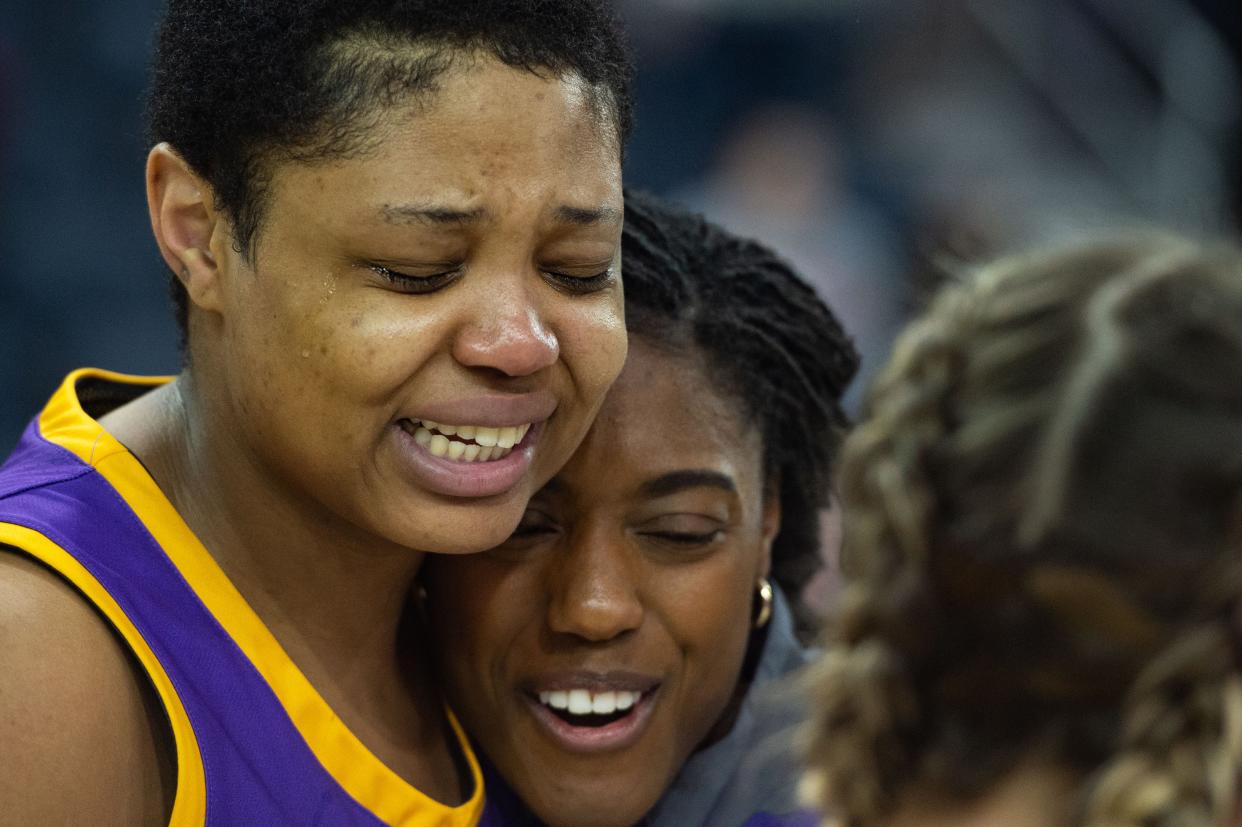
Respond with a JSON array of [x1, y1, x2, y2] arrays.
[[1082, 559, 1242, 826], [804, 234, 1242, 827]]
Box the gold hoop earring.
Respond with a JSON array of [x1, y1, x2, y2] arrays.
[[754, 578, 773, 629]]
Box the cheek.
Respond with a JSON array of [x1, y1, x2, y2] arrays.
[[661, 558, 757, 691], [644, 561, 756, 764], [242, 289, 456, 410], [668, 551, 756, 634], [314, 302, 445, 400], [426, 561, 533, 683], [557, 295, 627, 402]]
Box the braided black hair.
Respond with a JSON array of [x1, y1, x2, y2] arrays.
[[620, 190, 860, 633], [148, 0, 633, 339]]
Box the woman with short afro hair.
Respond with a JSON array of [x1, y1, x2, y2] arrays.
[[0, 1, 633, 823]]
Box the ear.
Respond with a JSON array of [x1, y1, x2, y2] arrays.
[[146, 143, 224, 313], [758, 475, 782, 580]]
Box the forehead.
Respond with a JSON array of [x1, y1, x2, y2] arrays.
[[557, 341, 763, 495], [266, 56, 621, 218], [390, 55, 616, 161]]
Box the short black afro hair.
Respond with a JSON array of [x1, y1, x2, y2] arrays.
[[620, 189, 860, 634], [147, 0, 633, 338]]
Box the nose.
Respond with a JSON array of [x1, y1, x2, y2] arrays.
[[453, 278, 560, 378], [546, 526, 643, 643]]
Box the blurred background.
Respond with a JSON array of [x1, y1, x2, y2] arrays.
[[1, 0, 1239, 485]]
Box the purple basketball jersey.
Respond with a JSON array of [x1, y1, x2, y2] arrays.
[[0, 371, 496, 826]]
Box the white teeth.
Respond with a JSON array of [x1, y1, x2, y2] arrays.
[[592, 692, 617, 715], [538, 689, 642, 716], [567, 689, 593, 715], [410, 419, 532, 462], [428, 434, 451, 458]]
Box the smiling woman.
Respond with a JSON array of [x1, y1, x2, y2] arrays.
[[0, 2, 631, 825], [421, 190, 859, 827]]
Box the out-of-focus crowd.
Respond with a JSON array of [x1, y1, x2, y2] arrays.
[[1, 0, 1238, 452]]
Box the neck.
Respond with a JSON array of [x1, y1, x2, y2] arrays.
[[103, 374, 426, 695], [100, 372, 469, 801]]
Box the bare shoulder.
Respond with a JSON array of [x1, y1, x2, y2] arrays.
[[0, 550, 174, 825]]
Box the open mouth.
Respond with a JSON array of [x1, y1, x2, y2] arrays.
[[536, 689, 644, 728], [525, 682, 659, 752], [399, 418, 533, 463]]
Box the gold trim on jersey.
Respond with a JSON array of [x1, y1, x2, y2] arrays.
[[0, 522, 208, 826]]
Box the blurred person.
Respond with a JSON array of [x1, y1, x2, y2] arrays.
[[422, 191, 859, 827], [804, 235, 1242, 826], [682, 102, 907, 408], [0, 1, 633, 824]]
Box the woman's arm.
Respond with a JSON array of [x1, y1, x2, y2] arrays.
[[0, 550, 173, 825]]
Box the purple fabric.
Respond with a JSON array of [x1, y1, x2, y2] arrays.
[[0, 419, 406, 824]]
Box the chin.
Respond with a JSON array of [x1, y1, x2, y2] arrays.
[[364, 477, 536, 554], [418, 533, 508, 556], [392, 522, 515, 556], [525, 774, 661, 827], [394, 504, 528, 556]]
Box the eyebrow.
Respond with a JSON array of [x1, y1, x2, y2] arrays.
[[380, 204, 488, 225], [379, 203, 621, 229], [553, 205, 623, 226], [639, 470, 737, 499]]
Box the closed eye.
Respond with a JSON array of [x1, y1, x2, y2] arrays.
[[640, 529, 723, 548], [542, 267, 616, 295], [368, 264, 463, 294]]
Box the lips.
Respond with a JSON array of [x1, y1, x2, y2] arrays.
[[410, 392, 557, 433], [522, 672, 661, 753], [388, 391, 557, 497], [391, 417, 545, 499]]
